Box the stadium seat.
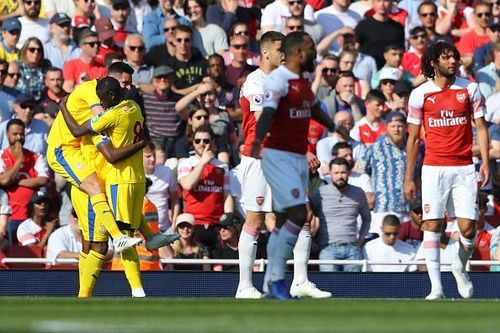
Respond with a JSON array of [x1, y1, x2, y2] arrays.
[[3, 245, 45, 269]]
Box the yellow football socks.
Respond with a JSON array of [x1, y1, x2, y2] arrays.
[[78, 252, 87, 285], [78, 250, 105, 298], [90, 193, 122, 239], [121, 247, 143, 290]]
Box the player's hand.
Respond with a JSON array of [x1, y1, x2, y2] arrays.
[[250, 140, 261, 159], [139, 124, 151, 142], [200, 143, 214, 165], [11, 141, 23, 161], [479, 163, 490, 187], [404, 179, 417, 202], [306, 151, 320, 173], [334, 124, 351, 142]]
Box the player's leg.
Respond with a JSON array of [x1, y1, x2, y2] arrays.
[[138, 216, 181, 251], [450, 165, 478, 299], [120, 230, 145, 297], [262, 213, 279, 295], [79, 237, 90, 286], [79, 241, 108, 298]]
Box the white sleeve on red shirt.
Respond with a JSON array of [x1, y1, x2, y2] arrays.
[[242, 70, 266, 112], [177, 156, 197, 181], [407, 87, 424, 125], [262, 67, 290, 110], [0, 188, 11, 215], [34, 154, 49, 178], [17, 219, 38, 246], [467, 82, 485, 119]]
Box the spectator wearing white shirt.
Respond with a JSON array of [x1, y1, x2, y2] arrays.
[[143, 142, 180, 233], [44, 0, 76, 19], [46, 210, 82, 263], [260, 0, 315, 34], [17, 194, 58, 248], [363, 214, 417, 272], [17, 0, 51, 49]]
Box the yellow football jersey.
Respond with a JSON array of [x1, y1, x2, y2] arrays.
[[47, 80, 101, 149], [89, 99, 146, 184]]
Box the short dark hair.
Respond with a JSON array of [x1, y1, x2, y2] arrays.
[[144, 141, 157, 152], [281, 31, 310, 57], [96, 77, 122, 100], [421, 41, 460, 79], [175, 25, 193, 36], [208, 53, 224, 64], [260, 31, 285, 53], [184, 0, 207, 18], [193, 125, 214, 139], [331, 142, 353, 157], [78, 29, 98, 45], [107, 61, 134, 76], [365, 89, 387, 104], [384, 43, 405, 53], [382, 214, 400, 227], [104, 53, 125, 68], [328, 157, 350, 170], [6, 118, 25, 132], [418, 1, 437, 15], [46, 67, 62, 75], [337, 70, 355, 79], [410, 26, 426, 37]]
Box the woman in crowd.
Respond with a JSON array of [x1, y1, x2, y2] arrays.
[[15, 38, 51, 101]]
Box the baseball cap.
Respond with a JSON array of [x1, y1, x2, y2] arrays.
[[2, 18, 21, 32], [176, 213, 195, 226], [15, 94, 36, 105], [29, 193, 51, 206], [379, 67, 400, 82], [386, 111, 407, 124], [112, 0, 130, 9], [217, 213, 235, 227], [153, 65, 175, 77], [50, 13, 71, 26], [94, 18, 115, 42]]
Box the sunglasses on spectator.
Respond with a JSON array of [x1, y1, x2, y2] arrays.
[[477, 12, 492, 18], [25, 0, 41, 5], [177, 38, 191, 43], [83, 0, 95, 3], [231, 44, 247, 49], [288, 0, 303, 5], [419, 12, 437, 17], [384, 232, 399, 236], [20, 102, 36, 109], [177, 223, 193, 229], [322, 67, 338, 74], [216, 225, 231, 231], [28, 47, 42, 53], [8, 72, 20, 78], [287, 25, 303, 31], [380, 79, 396, 85], [194, 138, 211, 144], [233, 30, 249, 36], [411, 34, 426, 40], [128, 45, 145, 52], [84, 41, 100, 48], [194, 115, 209, 120], [164, 26, 178, 32]]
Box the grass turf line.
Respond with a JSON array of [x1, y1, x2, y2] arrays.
[[0, 297, 499, 333]]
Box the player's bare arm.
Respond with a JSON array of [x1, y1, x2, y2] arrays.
[[59, 99, 94, 138], [404, 123, 421, 202], [475, 116, 490, 186], [250, 106, 276, 158], [98, 140, 147, 164]]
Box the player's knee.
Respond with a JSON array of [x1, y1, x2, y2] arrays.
[[245, 212, 265, 230], [80, 174, 104, 197], [90, 241, 108, 255]]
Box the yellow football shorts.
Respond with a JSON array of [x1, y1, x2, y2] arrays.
[[106, 183, 146, 230], [71, 186, 109, 242], [47, 145, 95, 188]]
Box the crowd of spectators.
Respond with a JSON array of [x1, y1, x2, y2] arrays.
[[0, 0, 498, 272]]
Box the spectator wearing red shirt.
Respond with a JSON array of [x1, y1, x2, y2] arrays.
[[402, 27, 428, 78], [0, 119, 49, 242], [458, 2, 494, 72], [110, 0, 138, 48], [94, 18, 123, 66], [62, 30, 106, 93], [350, 89, 387, 146], [398, 197, 424, 249], [17, 194, 58, 248]]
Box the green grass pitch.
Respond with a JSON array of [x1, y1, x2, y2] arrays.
[[1, 297, 499, 333]]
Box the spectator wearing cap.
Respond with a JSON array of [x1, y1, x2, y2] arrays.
[[0, 18, 21, 62], [476, 40, 500, 99], [0, 94, 49, 155], [402, 26, 428, 78], [143, 0, 190, 51], [364, 111, 411, 234], [212, 213, 240, 271], [458, 2, 495, 74], [46, 209, 82, 265], [316, 157, 371, 272], [355, 0, 405, 69], [363, 214, 417, 272], [15, 37, 52, 101], [94, 18, 123, 65], [398, 197, 424, 249], [123, 34, 153, 91], [44, 13, 81, 70], [225, 34, 257, 88], [0, 59, 18, 123], [143, 65, 184, 159], [17, 194, 58, 248], [163, 212, 211, 271], [184, 0, 228, 58], [62, 30, 107, 93], [144, 18, 180, 67], [109, 0, 138, 48], [473, 23, 500, 76], [377, 67, 408, 112], [17, 0, 50, 49], [0, 119, 50, 235], [34, 67, 66, 127], [44, 0, 76, 19], [350, 90, 387, 146]]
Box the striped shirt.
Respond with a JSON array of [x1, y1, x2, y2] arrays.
[[143, 90, 182, 138], [364, 135, 409, 214]]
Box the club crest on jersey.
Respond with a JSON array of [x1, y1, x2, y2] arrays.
[[456, 92, 466, 103], [291, 188, 300, 198], [256, 196, 264, 206], [99, 223, 106, 235], [424, 204, 430, 214], [75, 162, 83, 170]]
